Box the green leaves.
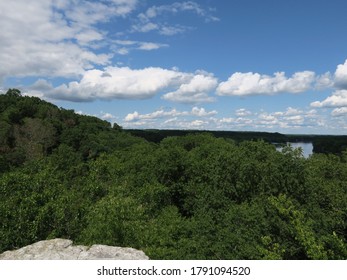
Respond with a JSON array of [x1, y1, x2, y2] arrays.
[[79, 195, 145, 247], [0, 91, 346, 259]]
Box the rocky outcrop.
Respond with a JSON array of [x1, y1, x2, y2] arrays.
[[0, 239, 149, 260]]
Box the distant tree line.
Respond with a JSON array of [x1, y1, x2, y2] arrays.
[[126, 130, 347, 155]]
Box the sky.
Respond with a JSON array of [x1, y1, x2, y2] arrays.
[[1, 0, 347, 134]]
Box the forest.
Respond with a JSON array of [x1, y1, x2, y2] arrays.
[[0, 89, 346, 259], [126, 129, 347, 155]]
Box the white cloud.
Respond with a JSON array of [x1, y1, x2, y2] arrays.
[[132, 22, 159, 33], [257, 113, 279, 126], [112, 40, 168, 54], [285, 115, 304, 123], [121, 106, 332, 132], [132, 1, 218, 35], [124, 111, 140, 122], [311, 90, 347, 108], [306, 109, 318, 116], [162, 73, 218, 103], [220, 107, 322, 131], [138, 42, 169, 51], [124, 107, 217, 122], [215, 116, 254, 129], [116, 48, 129, 55], [310, 60, 347, 109], [284, 107, 303, 116], [164, 117, 179, 124], [121, 104, 342, 133], [150, 1, 219, 21], [190, 120, 208, 127], [75, 29, 104, 45], [27, 67, 191, 101], [25, 67, 218, 103], [235, 108, 252, 117], [75, 110, 84, 115], [331, 107, 347, 117], [101, 112, 115, 120], [219, 117, 234, 124], [191, 107, 217, 117], [144, 2, 203, 18], [244, 107, 321, 130], [334, 59, 347, 89], [113, 40, 137, 46], [159, 25, 188, 36], [142, 1, 218, 21], [63, 0, 138, 25], [315, 72, 334, 90], [125, 108, 185, 122], [132, 21, 186, 36], [281, 108, 318, 128], [0, 0, 138, 81], [216, 71, 316, 96]]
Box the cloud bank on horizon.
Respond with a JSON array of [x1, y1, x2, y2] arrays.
[[1, 0, 347, 134]]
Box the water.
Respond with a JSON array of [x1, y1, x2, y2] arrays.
[[275, 142, 313, 158]]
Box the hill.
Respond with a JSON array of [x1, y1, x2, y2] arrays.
[[0, 89, 139, 172]]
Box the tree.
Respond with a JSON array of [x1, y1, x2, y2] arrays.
[[6, 88, 21, 98], [79, 194, 145, 248]]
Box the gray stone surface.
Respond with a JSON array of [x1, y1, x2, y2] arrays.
[[0, 239, 149, 260]]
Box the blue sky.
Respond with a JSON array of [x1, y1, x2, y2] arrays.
[[1, 0, 347, 134]]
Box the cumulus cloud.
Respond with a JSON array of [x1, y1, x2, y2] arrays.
[[29, 67, 190, 101], [235, 108, 252, 117], [124, 107, 217, 122], [311, 90, 347, 108], [216, 71, 316, 96], [284, 107, 303, 116], [101, 112, 115, 120], [315, 72, 334, 90], [334, 59, 347, 89], [0, 0, 138, 80], [215, 59, 347, 102], [124, 111, 140, 122], [219, 117, 234, 124], [257, 113, 279, 126], [331, 107, 347, 116], [26, 67, 218, 103], [191, 107, 217, 117], [122, 106, 330, 132], [189, 120, 208, 127], [310, 60, 347, 109], [125, 108, 185, 122], [162, 73, 218, 103], [216, 107, 322, 131], [250, 107, 320, 129]]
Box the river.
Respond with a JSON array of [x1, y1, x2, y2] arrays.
[[275, 142, 313, 158]]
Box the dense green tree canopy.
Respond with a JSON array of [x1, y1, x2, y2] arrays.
[[0, 90, 346, 259]]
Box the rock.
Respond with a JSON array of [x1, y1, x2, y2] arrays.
[[0, 239, 149, 260]]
